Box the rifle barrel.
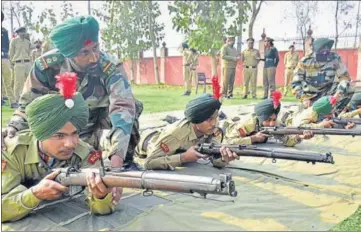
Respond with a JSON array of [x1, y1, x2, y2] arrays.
[[196, 143, 334, 164], [56, 170, 237, 197], [261, 127, 361, 136]]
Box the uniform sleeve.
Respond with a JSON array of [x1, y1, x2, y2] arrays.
[[8, 61, 53, 131], [274, 48, 279, 67], [293, 111, 323, 128], [291, 59, 307, 101], [9, 39, 15, 62], [338, 109, 360, 118], [221, 46, 235, 61], [144, 133, 183, 170], [105, 73, 136, 160], [223, 120, 255, 145], [284, 53, 287, 65], [1, 152, 41, 222], [275, 135, 299, 147]]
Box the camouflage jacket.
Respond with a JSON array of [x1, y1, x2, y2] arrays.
[[9, 50, 136, 160], [291, 52, 350, 102]]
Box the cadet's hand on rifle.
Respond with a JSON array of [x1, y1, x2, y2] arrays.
[[110, 155, 123, 205], [220, 146, 239, 163], [1, 126, 17, 151], [86, 172, 112, 200], [250, 132, 268, 143], [344, 122, 355, 129], [31, 170, 68, 200], [319, 120, 336, 128], [298, 130, 314, 140], [181, 146, 209, 163]]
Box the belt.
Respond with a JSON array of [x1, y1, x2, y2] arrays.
[[245, 66, 256, 69], [15, 59, 30, 63], [141, 131, 159, 152], [286, 67, 296, 69]]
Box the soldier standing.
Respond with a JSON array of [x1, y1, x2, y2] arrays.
[[189, 48, 199, 91], [283, 45, 299, 96], [241, 38, 260, 99], [179, 42, 194, 96], [31, 40, 42, 62], [262, 37, 279, 99], [292, 38, 350, 108], [221, 36, 240, 99], [9, 26, 32, 102], [1, 11, 17, 108]]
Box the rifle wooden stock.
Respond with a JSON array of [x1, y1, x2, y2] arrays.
[[195, 143, 334, 164], [55, 168, 237, 197], [261, 126, 361, 136]]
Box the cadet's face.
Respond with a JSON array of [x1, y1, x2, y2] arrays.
[[262, 114, 277, 127], [289, 47, 294, 53], [247, 40, 254, 48], [72, 41, 100, 70], [41, 122, 79, 161], [228, 39, 235, 46], [195, 110, 219, 135], [18, 31, 26, 38]]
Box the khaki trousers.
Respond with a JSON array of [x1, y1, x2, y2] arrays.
[[13, 61, 32, 101], [1, 58, 16, 104], [283, 67, 295, 96], [222, 67, 236, 97], [183, 65, 192, 92], [243, 67, 258, 97], [263, 67, 276, 98]]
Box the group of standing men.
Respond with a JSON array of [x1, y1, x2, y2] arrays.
[[180, 35, 302, 100], [1, 11, 53, 109]]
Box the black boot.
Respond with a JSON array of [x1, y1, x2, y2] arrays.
[[242, 95, 248, 99]]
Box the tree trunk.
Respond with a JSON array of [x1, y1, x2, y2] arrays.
[[10, 3, 14, 37], [211, 55, 218, 76], [248, 1, 263, 39], [354, 1, 361, 48], [148, 0, 160, 84], [130, 59, 136, 83], [335, 1, 339, 50], [248, 20, 254, 39], [237, 1, 244, 52]]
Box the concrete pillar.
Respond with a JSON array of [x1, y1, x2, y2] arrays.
[[257, 28, 266, 87], [305, 25, 314, 56], [160, 42, 168, 84]]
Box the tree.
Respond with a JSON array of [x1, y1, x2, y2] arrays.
[[60, 1, 77, 21], [334, 1, 354, 50], [289, 1, 318, 54], [148, 1, 161, 84], [33, 8, 58, 39], [354, 1, 361, 48], [94, 0, 164, 83], [247, 1, 264, 39], [168, 1, 250, 76]]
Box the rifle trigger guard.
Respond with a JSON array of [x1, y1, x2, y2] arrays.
[[143, 189, 153, 197]]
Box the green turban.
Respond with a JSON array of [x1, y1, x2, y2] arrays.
[[313, 38, 334, 53], [49, 16, 99, 58], [184, 94, 221, 124], [350, 92, 361, 108], [254, 99, 281, 124], [26, 93, 89, 141], [312, 96, 335, 115]]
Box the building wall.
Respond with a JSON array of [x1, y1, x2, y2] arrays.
[[123, 48, 358, 86]]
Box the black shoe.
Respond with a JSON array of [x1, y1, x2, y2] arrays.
[[183, 91, 190, 96], [10, 103, 19, 108], [242, 95, 248, 99], [262, 96, 268, 100], [123, 161, 144, 171], [252, 96, 257, 99], [2, 96, 8, 100]]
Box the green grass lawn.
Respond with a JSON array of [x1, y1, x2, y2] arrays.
[[1, 84, 360, 230]]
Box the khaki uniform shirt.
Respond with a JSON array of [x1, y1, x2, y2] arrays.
[[221, 44, 238, 69], [179, 48, 193, 66], [292, 107, 322, 128], [1, 130, 114, 223], [143, 119, 227, 170], [221, 114, 300, 147], [338, 109, 361, 118], [284, 51, 299, 69], [190, 53, 199, 71], [9, 37, 31, 62], [241, 48, 260, 67]]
